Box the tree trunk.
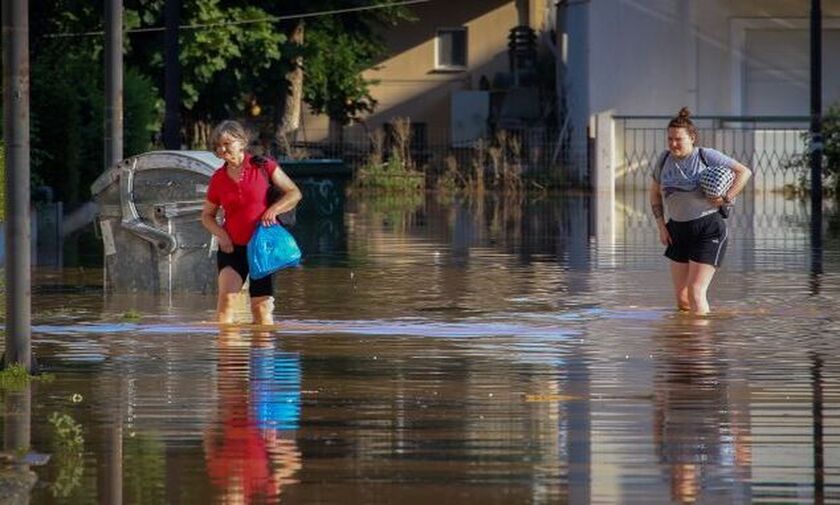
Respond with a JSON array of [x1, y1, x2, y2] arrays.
[[328, 117, 344, 157], [275, 20, 304, 155]]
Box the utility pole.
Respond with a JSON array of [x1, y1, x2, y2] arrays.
[[810, 0, 823, 276], [104, 0, 124, 169], [2, 0, 33, 372], [163, 0, 182, 150]]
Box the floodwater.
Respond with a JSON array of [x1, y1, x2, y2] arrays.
[[3, 191, 840, 504]]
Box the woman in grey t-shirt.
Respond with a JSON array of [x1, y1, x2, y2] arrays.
[[649, 108, 752, 315]]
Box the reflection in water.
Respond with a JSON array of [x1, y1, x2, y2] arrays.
[[204, 329, 301, 504], [652, 319, 752, 504], [2, 382, 38, 503], [22, 191, 840, 504]]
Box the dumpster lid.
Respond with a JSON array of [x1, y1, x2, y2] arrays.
[[91, 150, 223, 197]]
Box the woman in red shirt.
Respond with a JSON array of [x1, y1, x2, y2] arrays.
[[201, 120, 302, 324]]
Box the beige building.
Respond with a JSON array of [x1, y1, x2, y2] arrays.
[[301, 0, 552, 144]]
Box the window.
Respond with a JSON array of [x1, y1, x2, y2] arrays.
[[436, 28, 467, 70]]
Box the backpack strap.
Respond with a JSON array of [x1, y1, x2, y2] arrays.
[[655, 150, 669, 182], [698, 147, 709, 167]]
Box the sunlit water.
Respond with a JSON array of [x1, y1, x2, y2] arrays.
[[3, 191, 840, 504]]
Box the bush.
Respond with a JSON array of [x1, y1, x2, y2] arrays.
[[31, 48, 160, 207], [354, 154, 424, 192], [790, 103, 840, 196]]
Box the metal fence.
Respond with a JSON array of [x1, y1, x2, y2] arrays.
[[271, 128, 574, 188], [615, 115, 811, 194]]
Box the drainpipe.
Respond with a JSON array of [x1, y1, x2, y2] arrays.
[[516, 0, 529, 27]]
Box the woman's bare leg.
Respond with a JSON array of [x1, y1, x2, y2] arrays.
[[217, 267, 244, 324], [251, 296, 275, 326], [686, 261, 717, 315], [669, 261, 691, 311]]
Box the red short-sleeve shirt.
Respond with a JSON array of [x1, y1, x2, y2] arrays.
[[207, 154, 278, 246]]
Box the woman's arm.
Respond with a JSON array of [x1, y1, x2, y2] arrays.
[[201, 200, 233, 253], [708, 162, 752, 206], [260, 167, 303, 227], [650, 179, 671, 246], [725, 162, 752, 202]]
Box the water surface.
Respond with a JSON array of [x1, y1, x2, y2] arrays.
[[3, 191, 840, 504]]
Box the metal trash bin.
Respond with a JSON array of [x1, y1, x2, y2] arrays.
[[91, 151, 221, 293]]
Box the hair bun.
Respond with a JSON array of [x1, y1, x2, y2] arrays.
[[678, 107, 691, 119]]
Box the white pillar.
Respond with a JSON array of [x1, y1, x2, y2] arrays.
[[592, 111, 615, 246]]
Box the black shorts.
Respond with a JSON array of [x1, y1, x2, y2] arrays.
[[217, 245, 274, 298], [665, 213, 728, 267]]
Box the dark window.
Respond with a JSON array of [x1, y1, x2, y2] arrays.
[[437, 28, 467, 69]]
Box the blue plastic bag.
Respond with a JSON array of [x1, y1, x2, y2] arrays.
[[247, 224, 301, 280], [250, 349, 301, 430]]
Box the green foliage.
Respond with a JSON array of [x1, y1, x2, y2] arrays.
[[124, 68, 163, 157], [304, 26, 380, 125], [355, 154, 424, 193], [24, 0, 418, 201], [789, 103, 840, 196], [0, 364, 31, 391], [351, 188, 424, 233], [31, 43, 102, 207], [125, 0, 413, 129], [820, 103, 840, 195], [0, 364, 53, 391], [178, 1, 284, 111], [123, 434, 166, 505], [30, 40, 158, 206], [121, 309, 143, 321], [47, 412, 85, 498]]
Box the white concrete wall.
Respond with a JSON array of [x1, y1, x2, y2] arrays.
[[567, 0, 840, 118], [562, 0, 840, 187], [588, 0, 696, 117]]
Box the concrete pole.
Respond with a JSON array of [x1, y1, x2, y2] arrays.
[[592, 111, 615, 247], [2, 0, 32, 371], [163, 0, 182, 150], [809, 0, 823, 276], [105, 0, 124, 169]]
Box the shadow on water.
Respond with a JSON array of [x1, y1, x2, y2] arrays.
[[7, 190, 840, 504]]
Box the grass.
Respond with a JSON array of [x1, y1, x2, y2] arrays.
[[354, 155, 425, 193], [121, 309, 142, 322], [0, 363, 55, 391]]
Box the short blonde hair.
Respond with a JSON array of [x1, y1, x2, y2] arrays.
[[209, 120, 249, 149]]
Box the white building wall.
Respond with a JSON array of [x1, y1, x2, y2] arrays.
[[563, 0, 840, 187], [588, 0, 696, 117]]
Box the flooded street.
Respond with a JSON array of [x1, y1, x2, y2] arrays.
[[6, 191, 840, 504]]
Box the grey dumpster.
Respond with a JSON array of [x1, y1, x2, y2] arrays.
[[91, 151, 222, 293]]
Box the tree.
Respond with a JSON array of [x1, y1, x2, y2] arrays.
[[291, 2, 415, 136]]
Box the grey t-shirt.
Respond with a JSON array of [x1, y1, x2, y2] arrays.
[[651, 147, 736, 222]]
